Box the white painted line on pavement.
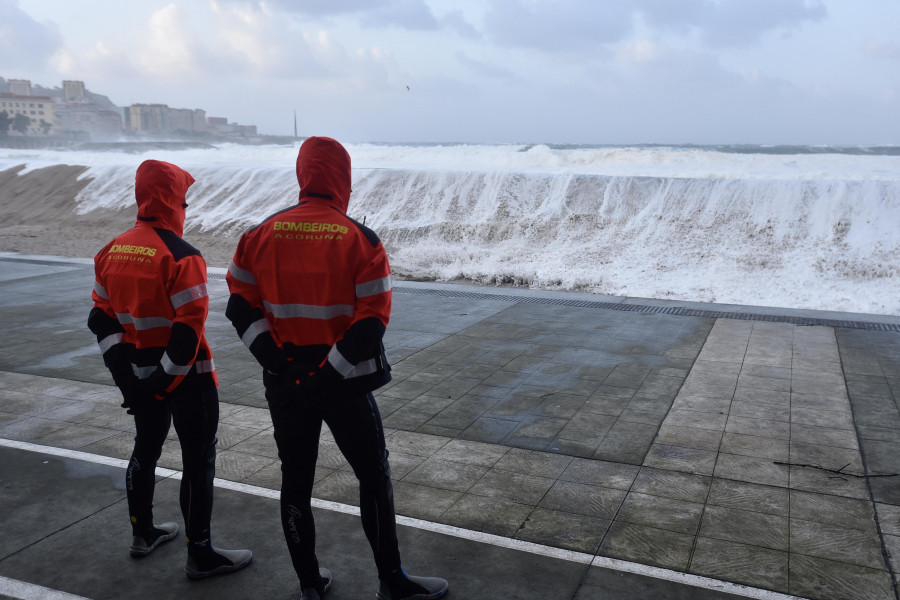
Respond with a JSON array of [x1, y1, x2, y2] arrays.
[[1, 438, 804, 600], [0, 575, 91, 600]]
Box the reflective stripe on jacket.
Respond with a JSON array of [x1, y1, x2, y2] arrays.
[[88, 160, 216, 394], [226, 137, 391, 392]]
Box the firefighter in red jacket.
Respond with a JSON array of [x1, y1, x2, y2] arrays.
[[226, 137, 448, 600], [88, 159, 251, 579]]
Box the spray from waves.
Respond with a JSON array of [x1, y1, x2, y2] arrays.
[[350, 169, 900, 314], [63, 158, 900, 314], [4, 141, 896, 315]]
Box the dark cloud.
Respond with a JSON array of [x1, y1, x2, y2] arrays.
[[0, 0, 63, 70]]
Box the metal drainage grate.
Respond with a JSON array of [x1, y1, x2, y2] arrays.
[[391, 286, 900, 332]]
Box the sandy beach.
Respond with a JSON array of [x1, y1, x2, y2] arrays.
[[0, 164, 241, 267]]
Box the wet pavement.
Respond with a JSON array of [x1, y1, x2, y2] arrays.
[[1, 252, 899, 600]]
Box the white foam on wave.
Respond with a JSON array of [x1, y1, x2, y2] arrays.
[[2, 143, 898, 315]]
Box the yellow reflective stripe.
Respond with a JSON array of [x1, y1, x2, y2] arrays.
[[263, 301, 354, 320], [170, 283, 208, 309], [356, 275, 392, 298]]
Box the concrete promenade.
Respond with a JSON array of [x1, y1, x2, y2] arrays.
[[1, 253, 899, 600]]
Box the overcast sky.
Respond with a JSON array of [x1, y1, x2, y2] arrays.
[[3, 0, 899, 145]]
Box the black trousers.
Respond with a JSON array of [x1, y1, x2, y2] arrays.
[[266, 385, 402, 589], [127, 377, 218, 544]]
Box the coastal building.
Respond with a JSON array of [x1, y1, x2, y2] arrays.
[[126, 103, 206, 135], [0, 91, 58, 135]]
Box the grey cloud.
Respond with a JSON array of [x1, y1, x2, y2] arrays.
[[483, 0, 634, 52], [480, 0, 827, 54], [255, 0, 438, 30], [439, 10, 481, 40], [637, 0, 827, 47], [0, 0, 63, 70], [454, 51, 517, 81]]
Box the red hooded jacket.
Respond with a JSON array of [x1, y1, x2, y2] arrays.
[[225, 137, 391, 392], [88, 160, 216, 398]]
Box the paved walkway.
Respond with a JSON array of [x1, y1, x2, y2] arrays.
[[1, 253, 899, 600]]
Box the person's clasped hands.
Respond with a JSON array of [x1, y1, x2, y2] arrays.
[[265, 359, 342, 400]]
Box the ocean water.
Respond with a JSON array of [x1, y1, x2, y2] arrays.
[[2, 142, 899, 316]]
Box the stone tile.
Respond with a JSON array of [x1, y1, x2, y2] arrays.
[[515, 507, 609, 554], [220, 406, 273, 430], [505, 415, 568, 450], [690, 537, 789, 593], [733, 386, 790, 408], [615, 491, 704, 535], [593, 422, 659, 466], [877, 503, 900, 536], [229, 431, 279, 459], [392, 481, 462, 521], [789, 464, 871, 500], [431, 438, 508, 468], [713, 453, 790, 487], [32, 423, 120, 449], [664, 409, 728, 431], [81, 431, 136, 460], [493, 447, 573, 479], [707, 479, 789, 517], [699, 505, 789, 551], [387, 430, 450, 457], [884, 534, 900, 576], [459, 417, 519, 444], [469, 469, 555, 505], [669, 395, 732, 414], [791, 406, 855, 429], [539, 480, 627, 521], [725, 415, 790, 440], [789, 441, 863, 472], [719, 432, 789, 461], [216, 449, 277, 483], [402, 457, 488, 493], [558, 458, 639, 490], [791, 518, 885, 569], [630, 467, 711, 503], [789, 554, 894, 600], [791, 423, 859, 450], [441, 494, 532, 537], [791, 490, 876, 530], [313, 469, 360, 505], [599, 521, 694, 571], [385, 451, 426, 480], [728, 401, 790, 422], [642, 444, 717, 476], [654, 424, 722, 451]]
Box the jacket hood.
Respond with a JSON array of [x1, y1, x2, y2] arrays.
[[134, 160, 195, 236], [296, 136, 351, 213]]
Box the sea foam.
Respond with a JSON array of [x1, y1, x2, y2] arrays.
[[2, 142, 898, 315]]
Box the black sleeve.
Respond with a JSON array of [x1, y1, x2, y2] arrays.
[[225, 293, 288, 372]]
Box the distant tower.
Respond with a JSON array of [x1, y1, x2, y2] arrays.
[[63, 80, 86, 102], [293, 109, 298, 138], [9, 79, 32, 96]]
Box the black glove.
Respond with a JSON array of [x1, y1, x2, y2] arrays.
[[119, 377, 154, 415]]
